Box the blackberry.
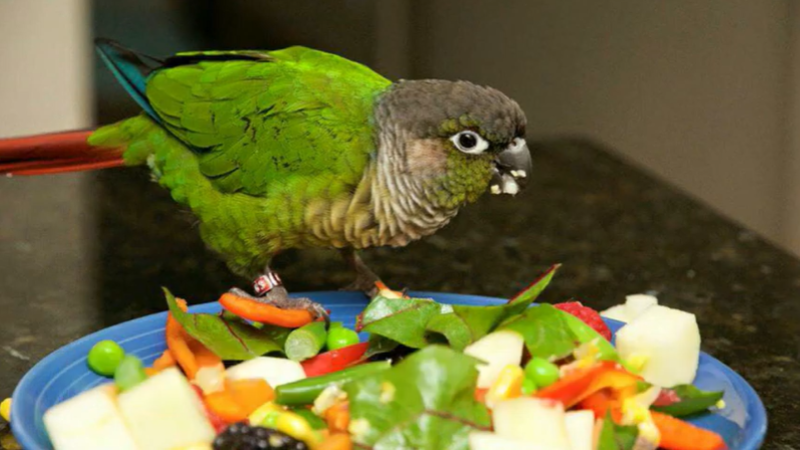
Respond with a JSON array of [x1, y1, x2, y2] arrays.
[[213, 422, 309, 450]]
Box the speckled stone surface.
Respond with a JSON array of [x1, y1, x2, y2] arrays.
[[1, 139, 798, 448]]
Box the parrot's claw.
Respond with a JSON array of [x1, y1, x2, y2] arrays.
[[227, 286, 330, 325], [339, 248, 381, 298], [341, 275, 381, 299]]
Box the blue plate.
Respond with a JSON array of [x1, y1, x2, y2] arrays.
[[12, 292, 767, 449]]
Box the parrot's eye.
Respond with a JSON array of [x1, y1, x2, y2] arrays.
[[451, 130, 489, 154]]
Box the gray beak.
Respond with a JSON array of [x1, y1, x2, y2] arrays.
[[490, 137, 532, 195]]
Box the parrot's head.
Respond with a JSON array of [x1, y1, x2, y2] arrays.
[[375, 79, 530, 211]]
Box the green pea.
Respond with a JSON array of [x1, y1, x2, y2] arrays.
[[326, 326, 360, 351], [521, 377, 538, 395], [87, 340, 126, 377], [114, 355, 147, 392], [524, 358, 560, 388]]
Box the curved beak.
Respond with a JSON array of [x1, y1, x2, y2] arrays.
[[490, 137, 532, 196]]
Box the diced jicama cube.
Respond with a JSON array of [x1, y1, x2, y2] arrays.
[[44, 384, 140, 450], [599, 304, 628, 322], [118, 368, 215, 450], [225, 356, 305, 387], [616, 305, 700, 387], [600, 294, 658, 323], [492, 397, 570, 449], [464, 330, 524, 388], [624, 294, 658, 319], [564, 410, 594, 450], [469, 431, 565, 450]]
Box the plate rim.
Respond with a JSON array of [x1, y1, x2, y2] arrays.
[[12, 291, 768, 450]]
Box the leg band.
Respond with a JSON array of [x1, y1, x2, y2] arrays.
[[253, 272, 282, 295]]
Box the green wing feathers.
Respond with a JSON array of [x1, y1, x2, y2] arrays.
[[88, 46, 392, 276], [145, 46, 390, 196]]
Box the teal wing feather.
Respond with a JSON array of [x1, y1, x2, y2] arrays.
[[143, 46, 392, 197]]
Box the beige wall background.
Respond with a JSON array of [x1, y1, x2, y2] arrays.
[[393, 0, 796, 254], [0, 0, 96, 322]]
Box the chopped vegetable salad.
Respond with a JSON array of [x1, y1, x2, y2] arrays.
[[34, 265, 728, 450]]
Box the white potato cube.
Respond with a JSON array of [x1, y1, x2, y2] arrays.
[[44, 384, 140, 450], [118, 368, 215, 450], [625, 294, 658, 320], [464, 330, 524, 389], [564, 410, 594, 450], [616, 305, 701, 387], [225, 356, 306, 387], [493, 397, 571, 449], [469, 431, 566, 450]]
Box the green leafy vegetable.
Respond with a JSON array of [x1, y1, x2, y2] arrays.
[[425, 265, 560, 350], [651, 385, 725, 417], [498, 304, 578, 360], [165, 288, 283, 360], [597, 412, 639, 450], [556, 309, 618, 361], [361, 335, 401, 361], [344, 346, 491, 450], [357, 296, 442, 348], [359, 265, 560, 351]]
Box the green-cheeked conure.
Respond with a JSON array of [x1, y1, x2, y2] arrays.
[[0, 39, 531, 321]]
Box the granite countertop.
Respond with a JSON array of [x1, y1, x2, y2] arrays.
[[1, 139, 798, 449]]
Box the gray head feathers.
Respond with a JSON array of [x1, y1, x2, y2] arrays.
[[375, 80, 526, 144]]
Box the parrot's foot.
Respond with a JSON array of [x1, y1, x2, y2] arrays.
[[339, 249, 382, 298], [228, 284, 329, 325]]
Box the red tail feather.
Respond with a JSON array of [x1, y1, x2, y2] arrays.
[[0, 130, 125, 176]]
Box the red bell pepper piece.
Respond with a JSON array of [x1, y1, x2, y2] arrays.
[[535, 361, 641, 408], [301, 342, 369, 377], [653, 387, 682, 407], [578, 388, 624, 422]]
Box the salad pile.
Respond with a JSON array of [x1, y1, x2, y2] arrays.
[[38, 265, 729, 450]]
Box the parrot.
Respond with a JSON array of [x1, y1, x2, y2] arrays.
[[0, 39, 531, 321]]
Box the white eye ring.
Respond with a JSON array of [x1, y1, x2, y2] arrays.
[[450, 130, 489, 154]]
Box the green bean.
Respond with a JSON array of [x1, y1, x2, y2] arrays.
[[285, 321, 328, 361]]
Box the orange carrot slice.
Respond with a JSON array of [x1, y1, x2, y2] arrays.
[[204, 390, 249, 424], [324, 401, 350, 433], [151, 349, 176, 371], [219, 293, 314, 328], [226, 378, 275, 416], [318, 433, 353, 450], [166, 298, 222, 379], [651, 411, 728, 450]]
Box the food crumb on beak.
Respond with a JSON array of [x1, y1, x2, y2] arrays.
[[510, 170, 527, 178], [502, 178, 519, 195]]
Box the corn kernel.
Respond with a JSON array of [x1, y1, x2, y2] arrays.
[[312, 385, 347, 416], [248, 401, 283, 426], [0, 398, 10, 422], [573, 341, 600, 365], [716, 399, 726, 410], [485, 364, 524, 408], [624, 353, 649, 374], [277, 411, 319, 444], [637, 418, 661, 447]]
